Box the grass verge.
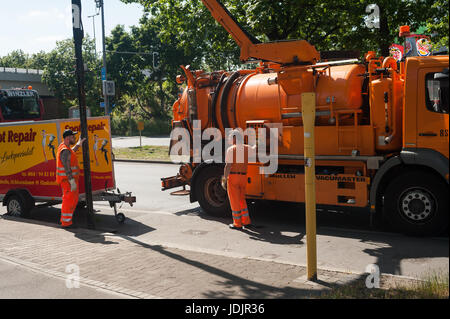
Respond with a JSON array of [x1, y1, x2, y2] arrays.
[[112, 145, 170, 162], [319, 271, 449, 299]]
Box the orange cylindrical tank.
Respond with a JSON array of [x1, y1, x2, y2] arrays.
[[316, 64, 365, 109], [232, 64, 365, 130], [234, 72, 282, 129], [174, 63, 366, 133], [371, 75, 404, 152]]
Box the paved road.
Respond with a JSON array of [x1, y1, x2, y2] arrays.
[[2, 216, 397, 300], [12, 162, 447, 280], [0, 258, 127, 298], [112, 136, 170, 148]]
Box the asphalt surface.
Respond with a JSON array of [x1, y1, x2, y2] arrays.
[[11, 161, 447, 280]]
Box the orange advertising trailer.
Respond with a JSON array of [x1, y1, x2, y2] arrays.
[[0, 116, 135, 223]]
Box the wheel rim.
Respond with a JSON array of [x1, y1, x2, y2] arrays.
[[204, 177, 227, 208], [8, 199, 22, 216], [398, 187, 436, 223]]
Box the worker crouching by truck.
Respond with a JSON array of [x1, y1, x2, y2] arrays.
[[56, 129, 85, 229]]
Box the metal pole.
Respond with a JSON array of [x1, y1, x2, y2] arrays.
[[71, 0, 95, 229], [99, 0, 109, 115], [87, 13, 98, 55], [129, 106, 132, 136], [302, 92, 317, 281]]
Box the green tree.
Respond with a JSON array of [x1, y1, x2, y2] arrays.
[[106, 17, 192, 121], [0, 49, 29, 68], [0, 50, 49, 69], [425, 0, 449, 49], [123, 0, 444, 59], [106, 25, 140, 99], [42, 37, 102, 117], [28, 51, 50, 70]]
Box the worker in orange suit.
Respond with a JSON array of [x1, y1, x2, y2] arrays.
[[56, 129, 85, 229], [222, 129, 256, 230]]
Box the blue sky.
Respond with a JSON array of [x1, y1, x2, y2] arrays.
[[0, 0, 144, 57]]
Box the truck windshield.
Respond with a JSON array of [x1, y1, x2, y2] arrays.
[[0, 94, 41, 120]]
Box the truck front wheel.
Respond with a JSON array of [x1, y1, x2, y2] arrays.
[[195, 165, 230, 217], [383, 171, 448, 236]]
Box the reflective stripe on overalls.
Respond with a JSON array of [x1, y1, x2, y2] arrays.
[[56, 143, 80, 184], [227, 173, 251, 228], [232, 210, 242, 228], [56, 166, 79, 177]]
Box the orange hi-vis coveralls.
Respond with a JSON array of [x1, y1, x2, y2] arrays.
[[56, 143, 80, 227], [226, 144, 253, 228]]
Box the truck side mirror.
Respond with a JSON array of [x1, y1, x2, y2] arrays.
[[434, 68, 449, 81]]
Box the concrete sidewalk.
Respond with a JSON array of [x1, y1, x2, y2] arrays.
[[112, 136, 170, 148], [0, 214, 420, 299]]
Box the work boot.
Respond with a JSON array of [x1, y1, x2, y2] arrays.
[[61, 224, 77, 230], [228, 224, 242, 230]]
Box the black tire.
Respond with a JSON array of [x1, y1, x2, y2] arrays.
[[116, 213, 126, 224], [6, 192, 32, 218], [76, 201, 87, 210], [383, 171, 449, 236], [195, 165, 230, 217]]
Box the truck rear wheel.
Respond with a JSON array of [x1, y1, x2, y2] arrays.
[[195, 165, 230, 217], [383, 171, 448, 236]]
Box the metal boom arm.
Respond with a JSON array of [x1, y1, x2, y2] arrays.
[[201, 0, 320, 65]]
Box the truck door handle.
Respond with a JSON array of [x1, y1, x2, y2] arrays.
[[419, 132, 437, 137]]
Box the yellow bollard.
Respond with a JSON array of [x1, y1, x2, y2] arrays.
[[302, 92, 317, 281]]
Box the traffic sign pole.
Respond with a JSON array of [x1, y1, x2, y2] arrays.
[[72, 0, 95, 230], [138, 121, 144, 148], [302, 92, 317, 281]]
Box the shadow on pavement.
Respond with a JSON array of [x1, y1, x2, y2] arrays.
[[174, 200, 448, 278], [118, 235, 325, 298], [3, 205, 156, 238]]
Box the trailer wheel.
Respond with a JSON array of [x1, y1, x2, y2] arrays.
[[6, 193, 31, 218], [195, 165, 230, 217], [76, 201, 86, 210], [383, 171, 448, 236], [116, 213, 126, 224]]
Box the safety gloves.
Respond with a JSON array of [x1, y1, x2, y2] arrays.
[[221, 176, 227, 190], [69, 178, 77, 192]]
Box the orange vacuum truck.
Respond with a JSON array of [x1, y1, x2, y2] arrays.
[[162, 0, 449, 236]]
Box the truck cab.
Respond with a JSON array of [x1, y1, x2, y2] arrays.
[[0, 88, 44, 122], [403, 56, 448, 158]]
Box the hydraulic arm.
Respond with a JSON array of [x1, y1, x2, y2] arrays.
[[201, 0, 320, 65]]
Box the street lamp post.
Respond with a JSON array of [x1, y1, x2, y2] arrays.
[[87, 12, 99, 55], [96, 0, 109, 115]]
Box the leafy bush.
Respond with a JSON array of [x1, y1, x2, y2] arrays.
[[111, 115, 171, 136]]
